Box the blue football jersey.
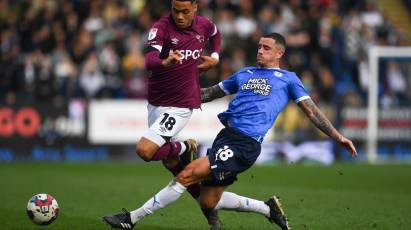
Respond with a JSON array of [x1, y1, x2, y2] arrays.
[[218, 67, 310, 142]]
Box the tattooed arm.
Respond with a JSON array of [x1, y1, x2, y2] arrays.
[[298, 98, 357, 157], [201, 84, 226, 103]]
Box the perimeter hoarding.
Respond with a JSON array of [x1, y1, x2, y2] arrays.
[[88, 99, 226, 144]]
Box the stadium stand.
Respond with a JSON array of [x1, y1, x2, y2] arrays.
[[1, 0, 409, 106]]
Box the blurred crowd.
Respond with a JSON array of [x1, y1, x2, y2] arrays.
[[1, 0, 411, 108]]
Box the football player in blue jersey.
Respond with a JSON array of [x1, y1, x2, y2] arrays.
[[103, 33, 357, 230]]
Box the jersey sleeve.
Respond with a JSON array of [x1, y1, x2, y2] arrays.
[[202, 17, 221, 55], [218, 72, 239, 95], [288, 73, 310, 103], [146, 21, 167, 52], [203, 17, 218, 37]]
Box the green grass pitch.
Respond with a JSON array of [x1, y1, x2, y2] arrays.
[[0, 162, 410, 229]]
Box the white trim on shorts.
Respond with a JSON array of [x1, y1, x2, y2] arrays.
[[142, 104, 193, 146], [142, 129, 167, 147]]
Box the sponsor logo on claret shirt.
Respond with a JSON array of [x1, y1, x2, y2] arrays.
[[172, 49, 203, 60]]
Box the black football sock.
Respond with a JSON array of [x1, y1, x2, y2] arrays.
[[201, 208, 220, 225]]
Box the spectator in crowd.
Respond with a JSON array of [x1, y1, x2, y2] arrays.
[[79, 52, 105, 98], [0, 0, 409, 135]]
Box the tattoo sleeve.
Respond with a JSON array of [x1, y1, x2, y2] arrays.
[[298, 98, 342, 141], [200, 84, 226, 103]]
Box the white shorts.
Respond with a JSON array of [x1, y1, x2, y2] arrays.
[[142, 104, 193, 147]]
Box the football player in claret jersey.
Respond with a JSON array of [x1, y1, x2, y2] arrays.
[[104, 32, 357, 229], [103, 0, 223, 229]]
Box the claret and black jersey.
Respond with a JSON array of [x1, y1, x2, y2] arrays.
[[146, 15, 219, 109]]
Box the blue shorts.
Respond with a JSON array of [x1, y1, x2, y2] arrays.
[[202, 128, 261, 187]]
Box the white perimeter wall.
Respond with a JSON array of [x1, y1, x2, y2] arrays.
[[89, 99, 227, 144]]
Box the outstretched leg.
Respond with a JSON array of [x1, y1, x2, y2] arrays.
[[210, 190, 290, 230], [102, 156, 213, 229], [161, 140, 223, 228], [162, 139, 201, 200], [136, 134, 216, 226]]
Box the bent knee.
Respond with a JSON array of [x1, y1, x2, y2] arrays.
[[136, 145, 154, 162]]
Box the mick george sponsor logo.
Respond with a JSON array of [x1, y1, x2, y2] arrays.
[[241, 78, 272, 96]]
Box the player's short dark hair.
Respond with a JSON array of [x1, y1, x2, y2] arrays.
[[262, 33, 286, 50]]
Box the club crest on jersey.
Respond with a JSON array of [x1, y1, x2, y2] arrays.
[[241, 78, 272, 96], [274, 71, 283, 77], [171, 37, 179, 45], [196, 35, 205, 43], [148, 28, 158, 40]]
